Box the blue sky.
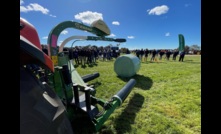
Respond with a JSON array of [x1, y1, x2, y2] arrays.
[[20, 0, 201, 50]]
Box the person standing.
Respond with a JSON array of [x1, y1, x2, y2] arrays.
[[144, 48, 149, 62], [140, 49, 144, 62], [179, 51, 186, 62], [165, 50, 172, 60], [150, 49, 157, 62], [172, 49, 179, 61], [159, 49, 165, 60]]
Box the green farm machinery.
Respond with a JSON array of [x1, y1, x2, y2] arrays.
[[20, 18, 136, 134]]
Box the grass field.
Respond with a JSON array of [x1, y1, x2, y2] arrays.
[[76, 54, 201, 134]]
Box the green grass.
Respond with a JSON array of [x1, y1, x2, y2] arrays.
[[76, 54, 201, 134]]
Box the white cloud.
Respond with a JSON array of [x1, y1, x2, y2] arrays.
[[112, 21, 120, 25], [20, 0, 24, 5], [42, 36, 48, 39], [74, 11, 103, 25], [61, 30, 68, 35], [147, 5, 169, 15], [165, 32, 170, 36], [128, 36, 135, 39], [20, 3, 49, 14], [20, 2, 56, 17], [49, 14, 56, 18], [109, 33, 116, 37]]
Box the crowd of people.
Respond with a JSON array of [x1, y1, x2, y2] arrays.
[[42, 45, 187, 67], [132, 48, 186, 62], [41, 45, 121, 66]]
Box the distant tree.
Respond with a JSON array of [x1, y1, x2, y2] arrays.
[[120, 47, 128, 53], [189, 44, 201, 51], [184, 45, 190, 53]]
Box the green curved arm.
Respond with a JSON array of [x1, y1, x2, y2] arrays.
[[47, 21, 108, 65], [47, 21, 126, 66]]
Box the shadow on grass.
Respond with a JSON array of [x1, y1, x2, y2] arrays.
[[118, 74, 153, 90], [88, 81, 102, 88], [114, 93, 145, 134]]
